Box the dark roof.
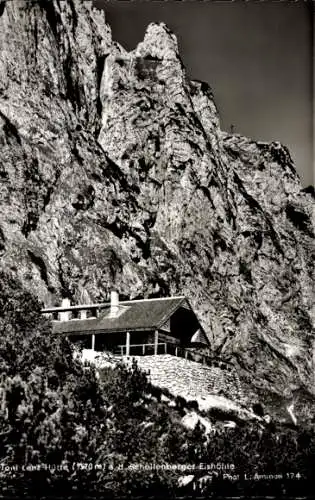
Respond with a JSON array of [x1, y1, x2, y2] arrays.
[[51, 297, 191, 336]]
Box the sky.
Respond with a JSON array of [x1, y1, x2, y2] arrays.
[[94, 0, 313, 187]]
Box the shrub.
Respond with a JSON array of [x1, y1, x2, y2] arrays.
[[252, 402, 265, 417], [186, 400, 199, 412], [0, 270, 314, 497]]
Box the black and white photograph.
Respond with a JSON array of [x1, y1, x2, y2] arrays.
[[0, 0, 314, 498]]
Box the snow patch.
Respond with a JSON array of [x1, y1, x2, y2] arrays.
[[181, 411, 212, 435]]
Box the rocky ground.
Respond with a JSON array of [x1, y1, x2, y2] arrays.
[[0, 0, 314, 409]]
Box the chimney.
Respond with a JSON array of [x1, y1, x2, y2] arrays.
[[59, 298, 71, 322], [110, 290, 119, 316], [80, 309, 87, 320]]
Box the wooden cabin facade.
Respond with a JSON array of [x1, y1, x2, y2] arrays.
[[42, 292, 210, 358]]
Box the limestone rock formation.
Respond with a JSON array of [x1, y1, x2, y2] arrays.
[[0, 0, 314, 404]]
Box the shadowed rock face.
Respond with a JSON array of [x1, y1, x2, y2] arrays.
[[0, 0, 314, 401]]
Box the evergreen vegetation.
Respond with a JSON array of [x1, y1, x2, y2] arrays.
[[0, 270, 314, 498]]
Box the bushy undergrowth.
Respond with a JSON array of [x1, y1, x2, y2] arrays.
[[0, 270, 314, 498], [0, 272, 203, 497]]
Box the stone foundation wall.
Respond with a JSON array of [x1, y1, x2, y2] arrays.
[[130, 355, 248, 406]]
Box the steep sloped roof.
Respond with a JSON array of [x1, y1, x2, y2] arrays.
[[51, 296, 189, 335]]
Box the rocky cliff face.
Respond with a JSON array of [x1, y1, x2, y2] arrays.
[[0, 0, 314, 403]]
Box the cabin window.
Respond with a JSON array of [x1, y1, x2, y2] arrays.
[[87, 308, 97, 319], [71, 310, 80, 320]]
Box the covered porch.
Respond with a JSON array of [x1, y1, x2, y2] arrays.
[[68, 328, 230, 369]]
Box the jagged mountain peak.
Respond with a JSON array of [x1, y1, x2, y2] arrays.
[[135, 21, 179, 59], [0, 0, 314, 405]]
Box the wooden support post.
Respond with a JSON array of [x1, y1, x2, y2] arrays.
[[142, 344, 145, 355], [126, 331, 130, 357], [175, 346, 178, 357], [91, 334, 95, 351], [164, 343, 167, 354], [154, 330, 158, 355], [185, 350, 188, 359], [120, 345, 123, 357]]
